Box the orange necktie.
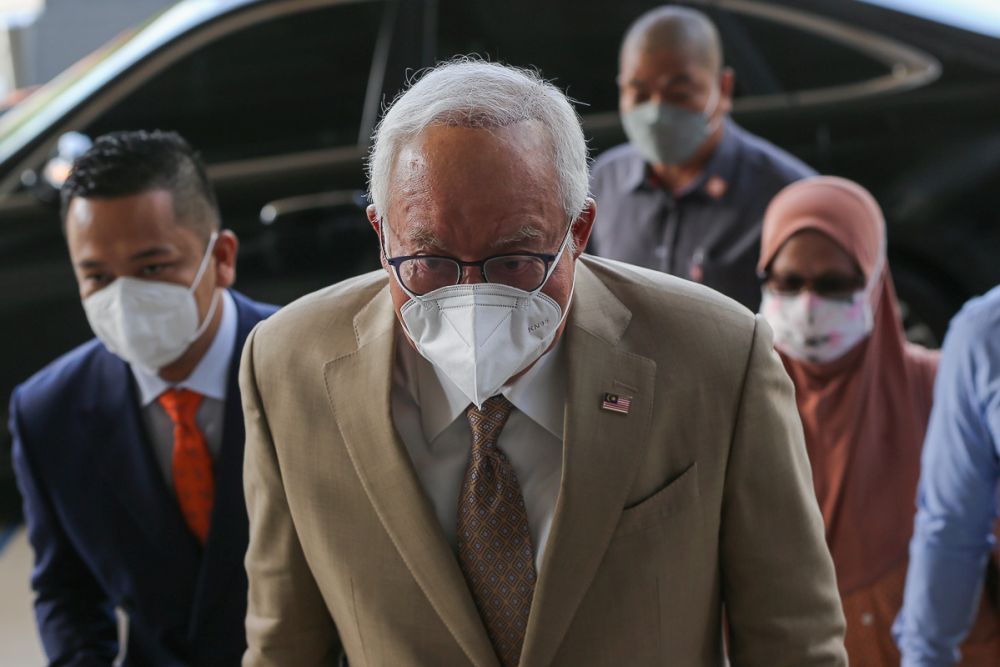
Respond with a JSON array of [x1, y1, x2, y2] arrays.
[[158, 389, 214, 544]]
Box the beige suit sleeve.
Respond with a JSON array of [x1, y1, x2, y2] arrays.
[[720, 315, 847, 667], [240, 325, 342, 667]]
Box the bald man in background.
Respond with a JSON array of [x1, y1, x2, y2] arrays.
[[589, 5, 814, 311]]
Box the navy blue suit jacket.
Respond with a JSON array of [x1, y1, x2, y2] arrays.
[[10, 290, 276, 667]]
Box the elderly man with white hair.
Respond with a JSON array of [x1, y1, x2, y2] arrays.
[[239, 59, 847, 667]]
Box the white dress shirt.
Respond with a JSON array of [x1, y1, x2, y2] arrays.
[[132, 290, 236, 492], [391, 331, 566, 571]]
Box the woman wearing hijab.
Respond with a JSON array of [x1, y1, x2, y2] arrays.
[[757, 176, 1000, 666]]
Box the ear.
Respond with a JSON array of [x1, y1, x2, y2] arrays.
[[366, 204, 380, 236], [213, 230, 239, 289], [570, 198, 597, 259], [366, 204, 391, 271], [719, 67, 735, 115]]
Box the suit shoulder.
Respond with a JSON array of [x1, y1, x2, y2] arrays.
[[12, 339, 107, 424], [583, 255, 755, 328], [580, 256, 760, 375], [230, 290, 279, 321], [248, 270, 388, 348]]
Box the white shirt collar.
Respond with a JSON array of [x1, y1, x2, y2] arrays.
[[397, 329, 566, 443], [132, 290, 237, 406]]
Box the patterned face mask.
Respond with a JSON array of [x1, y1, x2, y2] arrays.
[[760, 289, 874, 364]]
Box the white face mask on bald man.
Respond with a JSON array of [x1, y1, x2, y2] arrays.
[[385, 222, 575, 408]]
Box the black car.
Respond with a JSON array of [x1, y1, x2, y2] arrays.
[[1, 0, 998, 520]]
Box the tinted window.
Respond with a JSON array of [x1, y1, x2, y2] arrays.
[[86, 2, 384, 163], [716, 10, 889, 97], [438, 1, 889, 109], [436, 0, 637, 114]]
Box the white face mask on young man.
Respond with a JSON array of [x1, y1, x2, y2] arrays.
[[83, 232, 220, 373], [386, 223, 575, 408]]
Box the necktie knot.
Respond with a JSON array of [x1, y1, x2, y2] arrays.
[[158, 388, 203, 426], [466, 395, 515, 451]]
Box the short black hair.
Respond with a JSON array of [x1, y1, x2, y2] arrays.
[[60, 130, 220, 239]]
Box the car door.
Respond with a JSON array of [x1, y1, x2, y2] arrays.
[[0, 0, 409, 522], [80, 0, 399, 303]]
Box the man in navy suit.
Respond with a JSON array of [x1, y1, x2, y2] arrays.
[[10, 130, 276, 666]]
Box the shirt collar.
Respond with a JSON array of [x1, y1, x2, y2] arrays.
[[500, 337, 566, 439], [678, 117, 741, 198], [626, 117, 741, 198], [132, 290, 237, 406], [397, 330, 566, 444]]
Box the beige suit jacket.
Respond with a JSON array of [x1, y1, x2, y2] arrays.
[[240, 256, 847, 667]]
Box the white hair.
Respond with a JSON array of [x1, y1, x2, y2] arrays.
[[367, 59, 590, 221]]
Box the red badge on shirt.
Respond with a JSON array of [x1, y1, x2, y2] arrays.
[[706, 176, 728, 199]]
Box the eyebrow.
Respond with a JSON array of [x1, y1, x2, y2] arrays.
[[128, 246, 174, 262], [395, 222, 549, 255], [626, 72, 696, 89], [75, 246, 174, 270], [771, 269, 864, 281], [403, 226, 448, 252], [491, 224, 547, 249]]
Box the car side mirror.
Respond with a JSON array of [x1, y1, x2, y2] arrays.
[[259, 190, 368, 226], [257, 190, 378, 281]]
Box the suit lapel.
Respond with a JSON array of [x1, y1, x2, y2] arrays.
[[324, 286, 500, 667], [90, 350, 200, 558], [188, 294, 264, 635], [519, 262, 657, 667]]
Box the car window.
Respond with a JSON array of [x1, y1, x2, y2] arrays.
[[438, 0, 889, 110], [84, 2, 384, 164], [436, 0, 629, 114], [714, 9, 889, 98]]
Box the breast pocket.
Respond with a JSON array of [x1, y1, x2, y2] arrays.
[[614, 462, 700, 539]]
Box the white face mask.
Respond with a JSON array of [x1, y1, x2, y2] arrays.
[[389, 225, 575, 408], [83, 232, 220, 373], [760, 289, 874, 364]]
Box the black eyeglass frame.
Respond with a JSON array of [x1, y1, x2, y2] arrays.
[[384, 251, 560, 296], [757, 269, 866, 301], [378, 216, 578, 295]]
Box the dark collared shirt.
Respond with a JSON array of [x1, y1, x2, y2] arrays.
[[589, 119, 815, 311]]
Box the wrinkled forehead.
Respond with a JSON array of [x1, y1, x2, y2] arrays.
[[384, 122, 564, 236]]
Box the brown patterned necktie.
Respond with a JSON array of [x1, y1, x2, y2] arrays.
[[457, 395, 536, 667]]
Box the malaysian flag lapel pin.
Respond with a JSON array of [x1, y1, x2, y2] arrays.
[[601, 392, 632, 415]]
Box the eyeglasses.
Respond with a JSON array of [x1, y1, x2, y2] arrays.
[[760, 271, 865, 301], [385, 252, 559, 296]]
